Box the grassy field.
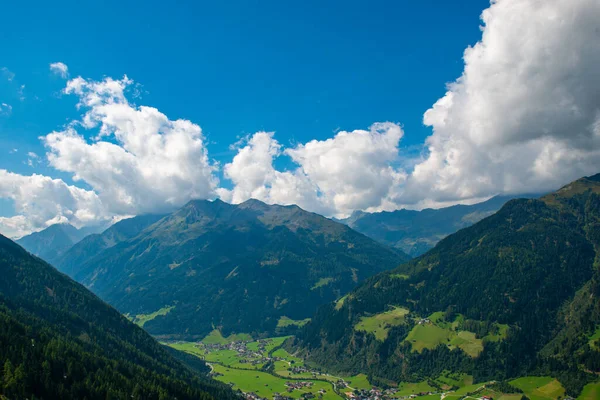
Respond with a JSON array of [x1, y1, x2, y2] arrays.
[[405, 323, 452, 352], [132, 306, 174, 327], [509, 376, 565, 400], [312, 277, 334, 290], [212, 364, 342, 399], [403, 312, 499, 357], [354, 306, 410, 341], [167, 336, 374, 399], [335, 294, 349, 310], [588, 327, 600, 350], [277, 316, 311, 329], [168, 334, 548, 400], [167, 341, 205, 358], [393, 381, 437, 397], [201, 329, 253, 344], [434, 372, 473, 390], [448, 331, 483, 357], [578, 381, 600, 400]]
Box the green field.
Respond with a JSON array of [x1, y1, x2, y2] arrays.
[[201, 329, 253, 344], [434, 372, 473, 389], [167, 336, 373, 399], [578, 381, 600, 400], [167, 341, 205, 358], [588, 327, 600, 350], [312, 277, 334, 290], [403, 312, 498, 357], [393, 381, 437, 397], [335, 294, 349, 310], [448, 331, 483, 357], [354, 307, 410, 341], [277, 316, 311, 329], [213, 364, 342, 399], [132, 306, 174, 327], [405, 323, 452, 352], [510, 376, 565, 400]]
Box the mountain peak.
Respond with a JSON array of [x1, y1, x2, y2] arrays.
[[238, 197, 270, 211], [542, 172, 600, 205]]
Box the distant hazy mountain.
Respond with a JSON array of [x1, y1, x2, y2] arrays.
[[61, 198, 407, 339], [16, 223, 103, 264], [0, 234, 237, 400], [338, 194, 537, 257], [292, 174, 600, 397], [55, 214, 166, 277]]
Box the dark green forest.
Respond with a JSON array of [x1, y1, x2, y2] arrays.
[[292, 175, 600, 396], [0, 234, 237, 400], [56, 198, 407, 338]]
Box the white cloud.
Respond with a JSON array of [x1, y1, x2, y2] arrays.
[[26, 152, 39, 167], [218, 131, 324, 213], [220, 0, 600, 214], [220, 123, 407, 217], [0, 103, 11, 116], [49, 62, 69, 79], [4, 0, 600, 236], [43, 75, 219, 216], [406, 0, 600, 204], [0, 170, 111, 238]]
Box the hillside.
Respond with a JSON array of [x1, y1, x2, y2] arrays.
[[291, 174, 600, 397], [339, 195, 536, 257], [0, 234, 237, 400], [55, 214, 165, 277], [16, 223, 101, 264], [60, 198, 407, 339]]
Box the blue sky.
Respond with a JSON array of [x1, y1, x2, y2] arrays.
[[1, 0, 599, 237], [0, 0, 487, 177]]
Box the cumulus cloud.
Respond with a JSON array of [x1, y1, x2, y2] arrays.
[[406, 0, 600, 203], [0, 170, 111, 238], [220, 123, 407, 217], [50, 62, 69, 79], [218, 132, 324, 213], [220, 0, 600, 214], [43, 75, 218, 216]]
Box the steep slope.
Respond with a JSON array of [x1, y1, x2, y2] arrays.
[[0, 234, 237, 400], [67, 199, 407, 339], [339, 194, 537, 257], [291, 174, 600, 396], [16, 223, 99, 264], [55, 214, 165, 277]]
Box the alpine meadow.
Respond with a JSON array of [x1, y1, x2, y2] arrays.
[[1, 0, 600, 399]]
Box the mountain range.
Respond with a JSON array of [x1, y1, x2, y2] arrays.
[[338, 194, 537, 257], [0, 233, 237, 399], [7, 174, 600, 398], [54, 198, 408, 339], [290, 174, 600, 397], [16, 223, 104, 265]]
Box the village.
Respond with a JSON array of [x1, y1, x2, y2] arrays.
[[173, 337, 526, 400]]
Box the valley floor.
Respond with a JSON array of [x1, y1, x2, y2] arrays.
[[164, 330, 597, 400]]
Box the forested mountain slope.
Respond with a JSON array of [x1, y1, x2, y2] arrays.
[[61, 198, 407, 339], [55, 214, 165, 277], [291, 174, 600, 397], [0, 234, 237, 400], [339, 194, 536, 257]]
